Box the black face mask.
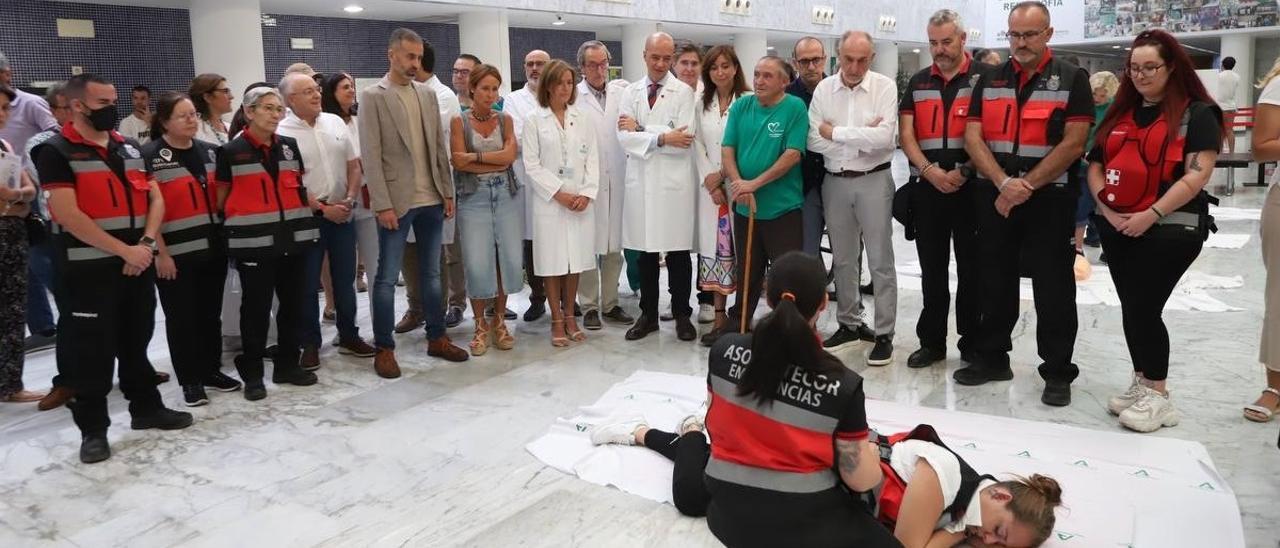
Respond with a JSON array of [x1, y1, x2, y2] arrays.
[[85, 104, 119, 131]]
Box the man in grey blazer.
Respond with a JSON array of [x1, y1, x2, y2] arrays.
[[360, 27, 468, 377]]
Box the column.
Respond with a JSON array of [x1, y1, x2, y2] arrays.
[[621, 22, 659, 82], [918, 48, 933, 71], [733, 30, 769, 72], [189, 0, 265, 108], [460, 10, 512, 95], [872, 40, 898, 80]]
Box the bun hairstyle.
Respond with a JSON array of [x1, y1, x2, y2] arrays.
[[998, 474, 1064, 546], [736, 251, 839, 406]]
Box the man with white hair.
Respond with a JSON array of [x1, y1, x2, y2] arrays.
[[504, 49, 552, 322], [574, 40, 634, 330], [277, 72, 376, 370], [616, 32, 698, 343]]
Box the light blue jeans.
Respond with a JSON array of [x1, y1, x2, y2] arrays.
[[457, 173, 525, 299]]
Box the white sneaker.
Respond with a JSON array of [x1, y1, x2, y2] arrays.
[[1119, 388, 1180, 433], [698, 304, 715, 324], [590, 417, 646, 446], [680, 402, 709, 435], [1108, 376, 1146, 416]]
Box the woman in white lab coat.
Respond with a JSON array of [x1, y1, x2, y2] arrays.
[[522, 60, 599, 347], [694, 45, 751, 345]]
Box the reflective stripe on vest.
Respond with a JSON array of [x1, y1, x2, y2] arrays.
[[66, 246, 114, 262], [708, 376, 838, 432], [165, 238, 210, 256], [162, 215, 213, 233], [228, 234, 275, 249], [704, 456, 838, 494]]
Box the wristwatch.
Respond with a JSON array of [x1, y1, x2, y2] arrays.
[[139, 236, 158, 255], [959, 165, 976, 179]]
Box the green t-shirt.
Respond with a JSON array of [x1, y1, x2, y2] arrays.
[[721, 93, 808, 220]]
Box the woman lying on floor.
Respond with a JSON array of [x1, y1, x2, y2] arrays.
[[591, 251, 1064, 548]]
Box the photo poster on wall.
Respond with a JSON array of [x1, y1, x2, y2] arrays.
[[1085, 0, 1279, 38], [986, 0, 1087, 46]]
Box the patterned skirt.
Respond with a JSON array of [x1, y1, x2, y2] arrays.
[[697, 204, 736, 295], [0, 217, 29, 398]]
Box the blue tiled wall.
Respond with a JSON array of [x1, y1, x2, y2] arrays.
[[0, 0, 194, 113], [508, 28, 596, 89], [261, 14, 459, 82]]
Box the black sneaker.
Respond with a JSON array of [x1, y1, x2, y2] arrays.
[[204, 371, 243, 392], [574, 303, 583, 317], [860, 282, 874, 296], [444, 306, 464, 328], [602, 306, 635, 324], [907, 347, 945, 369], [24, 332, 56, 353], [523, 301, 546, 322], [675, 316, 697, 341], [960, 349, 979, 364], [866, 335, 894, 366], [131, 407, 194, 430], [823, 325, 869, 349], [244, 383, 267, 401], [700, 324, 733, 347], [1041, 380, 1072, 407], [183, 384, 209, 407], [272, 368, 318, 386], [264, 344, 279, 362], [583, 310, 603, 330], [1099, 252, 1108, 264], [504, 307, 517, 320], [80, 433, 111, 464], [953, 362, 1014, 386]]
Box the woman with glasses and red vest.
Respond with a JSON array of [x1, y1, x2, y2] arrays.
[[214, 86, 321, 402], [144, 91, 244, 408], [1086, 30, 1223, 433], [35, 74, 193, 464]]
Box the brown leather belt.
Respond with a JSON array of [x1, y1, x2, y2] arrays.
[[826, 162, 891, 179]]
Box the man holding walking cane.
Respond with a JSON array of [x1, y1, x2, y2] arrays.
[[719, 55, 809, 337]]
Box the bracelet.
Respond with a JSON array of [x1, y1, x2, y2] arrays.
[[919, 162, 937, 177], [998, 176, 1014, 191], [1150, 205, 1165, 219]]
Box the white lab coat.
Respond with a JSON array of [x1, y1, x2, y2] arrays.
[[693, 89, 749, 258], [504, 85, 540, 240], [617, 74, 697, 253], [522, 105, 599, 276], [577, 78, 629, 255], [426, 75, 462, 245]]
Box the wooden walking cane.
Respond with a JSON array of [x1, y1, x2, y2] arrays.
[[738, 197, 757, 334]]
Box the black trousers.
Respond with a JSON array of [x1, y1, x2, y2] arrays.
[[974, 184, 1079, 382], [236, 253, 307, 383], [638, 250, 692, 319], [57, 263, 163, 435], [522, 239, 545, 303], [644, 429, 713, 517], [728, 210, 804, 327], [913, 181, 980, 352], [1097, 219, 1202, 381], [156, 253, 227, 386]]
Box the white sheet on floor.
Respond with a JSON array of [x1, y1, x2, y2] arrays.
[[528, 371, 1244, 548], [1204, 233, 1251, 249], [1210, 206, 1262, 222], [897, 261, 1244, 312]]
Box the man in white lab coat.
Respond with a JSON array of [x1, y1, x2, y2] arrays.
[[616, 32, 698, 342], [505, 49, 551, 323], [574, 40, 635, 331]]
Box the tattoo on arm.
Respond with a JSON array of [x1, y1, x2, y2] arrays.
[[1189, 153, 1203, 173], [835, 439, 862, 473]]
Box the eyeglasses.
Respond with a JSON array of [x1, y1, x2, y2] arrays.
[[212, 88, 233, 96], [794, 57, 825, 68], [453, 69, 472, 78], [251, 104, 286, 115], [1127, 64, 1165, 78], [1006, 28, 1048, 42], [582, 61, 609, 71]]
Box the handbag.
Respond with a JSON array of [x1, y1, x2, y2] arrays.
[[25, 213, 48, 245]]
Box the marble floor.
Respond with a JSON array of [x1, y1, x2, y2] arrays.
[[2, 156, 1277, 547]]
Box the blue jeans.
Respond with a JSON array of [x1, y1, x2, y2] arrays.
[[802, 185, 825, 256], [457, 175, 524, 299], [26, 239, 57, 336], [303, 218, 360, 347], [373, 205, 445, 348]]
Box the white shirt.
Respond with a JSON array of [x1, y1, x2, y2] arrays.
[[423, 74, 462, 144], [505, 84, 542, 238], [888, 439, 993, 533], [276, 111, 359, 202], [118, 113, 151, 144], [1217, 70, 1241, 111], [807, 71, 899, 172], [196, 116, 229, 146]]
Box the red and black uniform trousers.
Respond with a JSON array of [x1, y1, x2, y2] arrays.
[[967, 53, 1093, 381], [34, 129, 161, 435], [1092, 102, 1220, 381], [144, 138, 227, 387], [862, 424, 995, 530], [215, 133, 319, 385], [899, 58, 988, 355]]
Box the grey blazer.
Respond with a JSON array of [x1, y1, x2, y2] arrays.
[[358, 76, 454, 218]]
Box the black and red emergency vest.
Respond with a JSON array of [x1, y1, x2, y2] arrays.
[[868, 424, 994, 529], [903, 55, 988, 175], [142, 138, 220, 258], [35, 125, 149, 268], [1099, 103, 1194, 213], [216, 132, 318, 259], [973, 51, 1086, 186]]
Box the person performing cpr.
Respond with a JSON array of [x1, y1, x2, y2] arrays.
[[1086, 29, 1222, 433]]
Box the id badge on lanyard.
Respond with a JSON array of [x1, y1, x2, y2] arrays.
[[556, 123, 575, 181]]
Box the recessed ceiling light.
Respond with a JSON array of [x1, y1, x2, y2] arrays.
[[552, 14, 566, 26], [343, 5, 363, 13], [1111, 45, 1122, 49], [912, 48, 920, 53]]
